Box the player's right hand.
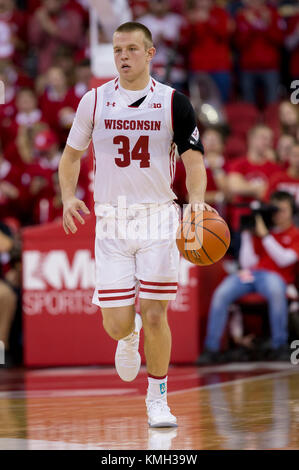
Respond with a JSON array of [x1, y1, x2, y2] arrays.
[[62, 196, 90, 234]]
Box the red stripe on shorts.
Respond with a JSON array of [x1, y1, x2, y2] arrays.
[[98, 287, 135, 294], [98, 293, 136, 302], [140, 280, 178, 287], [139, 288, 177, 294]]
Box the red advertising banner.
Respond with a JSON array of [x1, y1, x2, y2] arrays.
[[22, 215, 201, 366]]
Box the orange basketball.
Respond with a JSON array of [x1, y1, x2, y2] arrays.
[[176, 210, 231, 266]]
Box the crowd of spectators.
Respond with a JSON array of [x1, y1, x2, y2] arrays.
[[0, 0, 299, 365]]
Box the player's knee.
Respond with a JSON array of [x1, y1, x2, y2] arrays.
[[102, 318, 131, 341], [142, 303, 167, 332]]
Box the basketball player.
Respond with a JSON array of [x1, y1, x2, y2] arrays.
[[59, 22, 215, 428]]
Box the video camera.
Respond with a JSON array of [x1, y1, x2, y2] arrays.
[[240, 201, 278, 231]]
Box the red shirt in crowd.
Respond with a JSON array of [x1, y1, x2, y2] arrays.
[[286, 13, 299, 78], [228, 156, 281, 230], [181, 6, 233, 72], [235, 5, 285, 70], [0, 7, 27, 63], [28, 6, 83, 73], [253, 225, 299, 284], [266, 170, 299, 205]]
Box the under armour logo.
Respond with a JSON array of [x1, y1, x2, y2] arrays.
[[106, 102, 116, 107]]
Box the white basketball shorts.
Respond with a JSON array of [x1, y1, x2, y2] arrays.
[[92, 202, 181, 308]]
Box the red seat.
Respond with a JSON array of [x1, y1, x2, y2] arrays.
[[224, 134, 247, 160], [225, 102, 260, 137]]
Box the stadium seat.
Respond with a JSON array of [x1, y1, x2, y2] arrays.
[[224, 134, 247, 160], [224, 102, 260, 138]]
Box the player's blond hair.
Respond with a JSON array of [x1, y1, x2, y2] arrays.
[[114, 22, 154, 50]]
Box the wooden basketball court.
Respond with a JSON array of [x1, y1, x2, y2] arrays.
[[0, 363, 298, 450]]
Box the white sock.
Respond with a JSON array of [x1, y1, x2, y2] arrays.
[[146, 376, 168, 403]]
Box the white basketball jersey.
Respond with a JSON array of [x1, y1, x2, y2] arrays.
[[92, 77, 177, 209]]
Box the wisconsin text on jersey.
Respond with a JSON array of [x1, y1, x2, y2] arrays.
[[104, 119, 161, 131]]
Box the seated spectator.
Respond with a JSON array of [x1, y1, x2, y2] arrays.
[[285, 9, 299, 81], [0, 145, 24, 222], [198, 191, 299, 364], [227, 124, 281, 252], [0, 220, 20, 366], [2, 87, 43, 151], [39, 66, 74, 145], [32, 172, 63, 224], [0, 0, 27, 66], [278, 100, 299, 138], [275, 133, 295, 168], [53, 44, 76, 87], [28, 0, 84, 74], [182, 0, 234, 102], [139, 0, 187, 90], [65, 59, 91, 110], [266, 143, 299, 207], [0, 63, 17, 144], [235, 0, 285, 106], [201, 127, 229, 212]]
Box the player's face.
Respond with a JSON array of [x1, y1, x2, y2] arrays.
[[113, 31, 155, 84]]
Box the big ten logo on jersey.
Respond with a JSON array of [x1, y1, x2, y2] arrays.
[[148, 102, 162, 108], [23, 250, 97, 315], [291, 81, 299, 105]]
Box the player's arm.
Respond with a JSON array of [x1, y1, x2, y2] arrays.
[[181, 148, 207, 209], [172, 91, 217, 213], [59, 90, 95, 234], [58, 145, 90, 234]]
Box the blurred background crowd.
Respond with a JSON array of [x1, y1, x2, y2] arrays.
[[1, 0, 299, 366]]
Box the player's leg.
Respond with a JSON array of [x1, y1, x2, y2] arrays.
[[92, 230, 141, 382], [139, 298, 177, 428], [101, 305, 142, 382], [140, 299, 170, 377], [136, 204, 180, 427]]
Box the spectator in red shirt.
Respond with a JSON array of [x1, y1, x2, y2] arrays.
[[28, 0, 84, 73], [3, 88, 43, 152], [201, 128, 228, 213], [39, 66, 75, 145], [275, 133, 295, 168], [227, 124, 281, 234], [65, 59, 92, 110], [139, 0, 187, 90], [0, 0, 27, 65], [181, 0, 234, 102], [235, 0, 285, 105], [0, 145, 24, 221], [285, 12, 299, 80], [198, 190, 298, 363], [0, 65, 16, 151], [278, 100, 299, 139], [266, 143, 299, 206]]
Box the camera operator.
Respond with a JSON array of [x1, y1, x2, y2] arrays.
[[198, 191, 299, 364]]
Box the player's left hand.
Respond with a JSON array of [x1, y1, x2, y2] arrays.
[[183, 202, 218, 220], [190, 202, 219, 214]]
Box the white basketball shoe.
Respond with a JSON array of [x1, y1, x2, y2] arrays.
[[146, 399, 178, 428], [115, 313, 142, 382]]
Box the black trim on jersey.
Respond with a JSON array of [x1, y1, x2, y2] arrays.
[[172, 91, 204, 156], [128, 96, 147, 108]]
